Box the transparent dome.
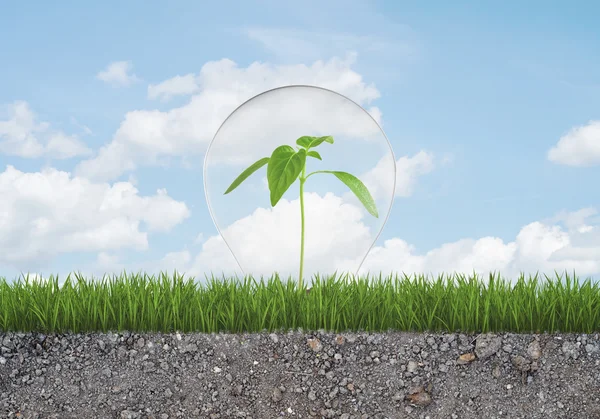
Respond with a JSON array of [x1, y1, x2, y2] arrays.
[[203, 85, 396, 289]]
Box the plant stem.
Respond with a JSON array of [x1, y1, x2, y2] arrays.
[[299, 165, 307, 292]]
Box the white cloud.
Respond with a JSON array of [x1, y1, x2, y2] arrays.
[[46, 133, 92, 159], [76, 54, 383, 182], [148, 73, 199, 101], [547, 120, 600, 166], [355, 210, 600, 281], [352, 236, 518, 280], [97, 252, 120, 266], [0, 101, 92, 159], [0, 165, 190, 270], [360, 151, 435, 201], [194, 192, 373, 280], [155, 204, 600, 287], [544, 207, 597, 237], [96, 61, 140, 87], [157, 250, 192, 271], [95, 252, 125, 273]]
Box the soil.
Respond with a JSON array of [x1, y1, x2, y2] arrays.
[[1, 328, 599, 418]]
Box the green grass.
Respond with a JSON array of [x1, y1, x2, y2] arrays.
[[0, 271, 598, 335]]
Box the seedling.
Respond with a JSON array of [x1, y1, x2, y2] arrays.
[[224, 135, 379, 291]]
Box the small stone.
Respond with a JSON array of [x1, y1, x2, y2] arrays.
[[527, 340, 542, 360], [407, 360, 419, 372], [136, 337, 145, 348], [405, 385, 433, 407], [457, 352, 476, 365], [271, 386, 283, 402], [512, 355, 531, 372], [475, 334, 502, 361], [561, 341, 580, 360]]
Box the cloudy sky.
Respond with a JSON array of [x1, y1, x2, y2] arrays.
[[1, 0, 599, 289]]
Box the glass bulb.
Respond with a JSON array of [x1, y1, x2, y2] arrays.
[[203, 85, 396, 290]]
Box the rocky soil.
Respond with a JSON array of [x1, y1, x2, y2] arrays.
[[1, 329, 599, 418]]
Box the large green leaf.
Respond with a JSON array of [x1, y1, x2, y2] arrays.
[[296, 135, 334, 150], [224, 157, 270, 194], [267, 146, 307, 206], [316, 171, 378, 218]]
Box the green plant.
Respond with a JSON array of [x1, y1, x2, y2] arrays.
[[224, 135, 379, 291], [1, 271, 598, 334]]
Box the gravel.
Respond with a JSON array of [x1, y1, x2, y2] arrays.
[[1, 329, 599, 418]]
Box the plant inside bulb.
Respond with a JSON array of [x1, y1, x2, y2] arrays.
[[223, 135, 379, 292]]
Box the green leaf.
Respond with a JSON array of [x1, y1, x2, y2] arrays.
[[267, 146, 307, 206], [319, 171, 378, 218], [224, 157, 270, 194], [296, 135, 334, 150], [306, 150, 322, 160]]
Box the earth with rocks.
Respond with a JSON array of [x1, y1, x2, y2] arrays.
[[1, 330, 599, 418]]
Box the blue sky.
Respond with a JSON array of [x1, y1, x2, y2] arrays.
[[1, 0, 599, 288]]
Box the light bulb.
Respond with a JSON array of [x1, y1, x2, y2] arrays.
[[203, 85, 396, 291]]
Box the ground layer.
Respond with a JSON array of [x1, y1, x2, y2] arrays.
[[1, 330, 599, 418]]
